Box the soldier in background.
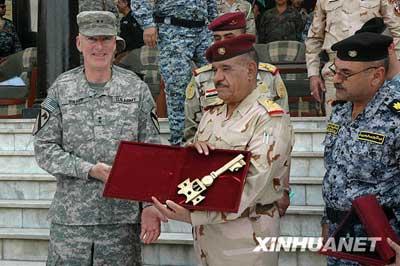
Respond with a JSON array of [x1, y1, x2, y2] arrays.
[[116, 0, 144, 52], [257, 0, 304, 44], [185, 12, 288, 144], [321, 32, 400, 266], [33, 11, 163, 265], [153, 34, 293, 265], [305, 0, 400, 115], [132, 0, 218, 146], [216, 0, 256, 34], [0, 0, 21, 62]]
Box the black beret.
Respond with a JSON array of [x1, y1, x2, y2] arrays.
[[355, 17, 386, 34], [331, 32, 393, 61]]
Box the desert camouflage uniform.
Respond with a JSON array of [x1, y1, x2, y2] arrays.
[[305, 0, 400, 115], [191, 88, 294, 265], [322, 81, 400, 265], [132, 0, 218, 145], [184, 62, 288, 142], [0, 18, 22, 58], [34, 65, 160, 265], [216, 0, 256, 34]]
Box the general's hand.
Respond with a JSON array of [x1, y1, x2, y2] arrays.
[[276, 191, 290, 217], [188, 141, 215, 156], [140, 206, 167, 244], [310, 75, 326, 103], [386, 238, 400, 266], [152, 196, 192, 224], [89, 162, 112, 183], [143, 27, 158, 48]]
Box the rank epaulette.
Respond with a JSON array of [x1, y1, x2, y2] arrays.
[[258, 63, 278, 75], [388, 99, 400, 114], [194, 64, 212, 76], [258, 98, 285, 116]]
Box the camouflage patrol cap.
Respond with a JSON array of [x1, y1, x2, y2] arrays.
[[77, 11, 117, 36]]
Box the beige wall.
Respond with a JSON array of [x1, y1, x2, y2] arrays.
[[4, 0, 12, 20]]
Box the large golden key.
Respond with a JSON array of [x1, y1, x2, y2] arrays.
[[177, 154, 246, 206]]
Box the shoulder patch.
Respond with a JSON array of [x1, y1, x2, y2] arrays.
[[186, 78, 196, 100], [32, 97, 59, 136], [258, 98, 284, 116], [258, 63, 278, 75], [388, 100, 400, 114], [194, 64, 212, 76]]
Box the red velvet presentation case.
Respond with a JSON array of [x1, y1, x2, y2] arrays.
[[320, 195, 400, 266], [103, 141, 252, 213]]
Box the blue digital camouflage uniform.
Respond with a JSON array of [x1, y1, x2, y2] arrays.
[[132, 0, 218, 145], [0, 18, 22, 58], [322, 81, 400, 266], [34, 65, 160, 265]]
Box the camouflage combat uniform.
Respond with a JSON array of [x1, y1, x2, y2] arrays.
[[216, 0, 256, 34], [79, 0, 119, 29], [184, 62, 289, 142], [322, 81, 400, 265], [34, 65, 160, 265], [191, 88, 294, 265], [132, 0, 218, 145], [257, 6, 304, 44], [0, 17, 22, 58], [305, 0, 400, 115]]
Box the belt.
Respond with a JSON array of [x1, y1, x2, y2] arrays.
[[154, 16, 205, 28], [326, 206, 395, 224], [240, 203, 276, 218]]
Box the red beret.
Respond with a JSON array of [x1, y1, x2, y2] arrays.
[[208, 12, 246, 31], [206, 34, 256, 63]]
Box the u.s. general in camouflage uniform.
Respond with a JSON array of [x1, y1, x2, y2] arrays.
[[132, 0, 218, 146], [322, 33, 400, 266], [34, 11, 160, 265]]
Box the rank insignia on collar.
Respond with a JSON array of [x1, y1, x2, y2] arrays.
[[326, 122, 340, 135], [388, 100, 400, 114], [358, 131, 385, 145]]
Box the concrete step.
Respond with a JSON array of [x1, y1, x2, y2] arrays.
[[0, 150, 325, 178], [0, 200, 324, 234], [0, 261, 45, 266], [0, 174, 55, 200], [1, 118, 328, 152], [0, 173, 325, 208], [0, 227, 326, 266]]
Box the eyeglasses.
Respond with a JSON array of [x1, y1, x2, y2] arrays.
[[328, 63, 379, 81]]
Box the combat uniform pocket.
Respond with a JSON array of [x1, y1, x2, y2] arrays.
[[325, 0, 342, 32], [60, 98, 94, 144], [360, 0, 380, 19], [220, 131, 250, 150]]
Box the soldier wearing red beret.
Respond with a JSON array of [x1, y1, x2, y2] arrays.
[[154, 34, 294, 266]]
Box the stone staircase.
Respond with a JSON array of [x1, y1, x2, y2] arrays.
[[0, 118, 328, 266]]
